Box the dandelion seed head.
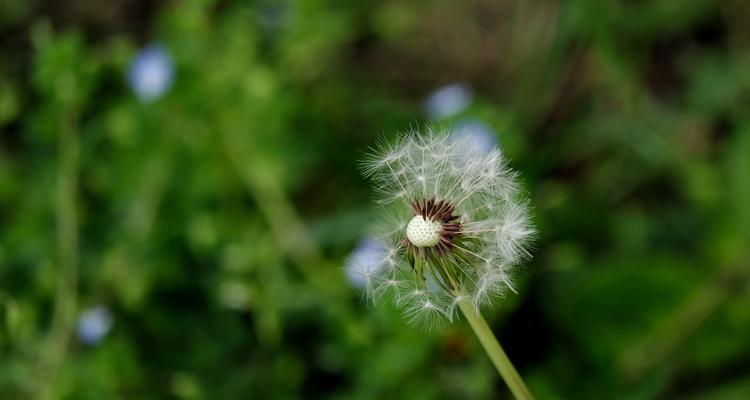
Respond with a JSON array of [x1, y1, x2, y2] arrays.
[[360, 127, 535, 324]]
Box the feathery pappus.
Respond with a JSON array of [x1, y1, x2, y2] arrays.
[[359, 127, 535, 326]]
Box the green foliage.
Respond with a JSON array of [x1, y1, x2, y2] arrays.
[[1, 0, 750, 398]]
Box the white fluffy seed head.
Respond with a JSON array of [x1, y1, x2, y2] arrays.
[[360, 127, 535, 325], [406, 215, 442, 247]]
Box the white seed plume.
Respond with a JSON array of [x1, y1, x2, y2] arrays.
[[360, 127, 534, 325]]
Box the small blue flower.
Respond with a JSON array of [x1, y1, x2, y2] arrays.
[[452, 119, 498, 156], [76, 306, 113, 346], [345, 238, 390, 289], [422, 83, 473, 120], [255, 2, 290, 31], [127, 44, 174, 102]]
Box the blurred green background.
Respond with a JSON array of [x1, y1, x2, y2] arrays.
[[2, 0, 750, 399]]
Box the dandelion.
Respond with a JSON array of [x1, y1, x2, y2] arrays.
[[361, 127, 535, 399], [362, 127, 533, 318]]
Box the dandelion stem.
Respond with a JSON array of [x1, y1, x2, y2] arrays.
[[458, 299, 534, 400]]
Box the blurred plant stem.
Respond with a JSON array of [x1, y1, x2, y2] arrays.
[[619, 256, 750, 382], [220, 130, 357, 348], [242, 156, 321, 264], [458, 299, 535, 400], [220, 130, 321, 267], [38, 110, 79, 400], [124, 109, 173, 241]]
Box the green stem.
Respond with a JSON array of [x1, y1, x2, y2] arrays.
[[220, 129, 321, 267], [458, 299, 534, 400], [618, 259, 748, 381], [38, 109, 79, 400]]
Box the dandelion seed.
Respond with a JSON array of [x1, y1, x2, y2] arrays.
[[360, 127, 534, 324]]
